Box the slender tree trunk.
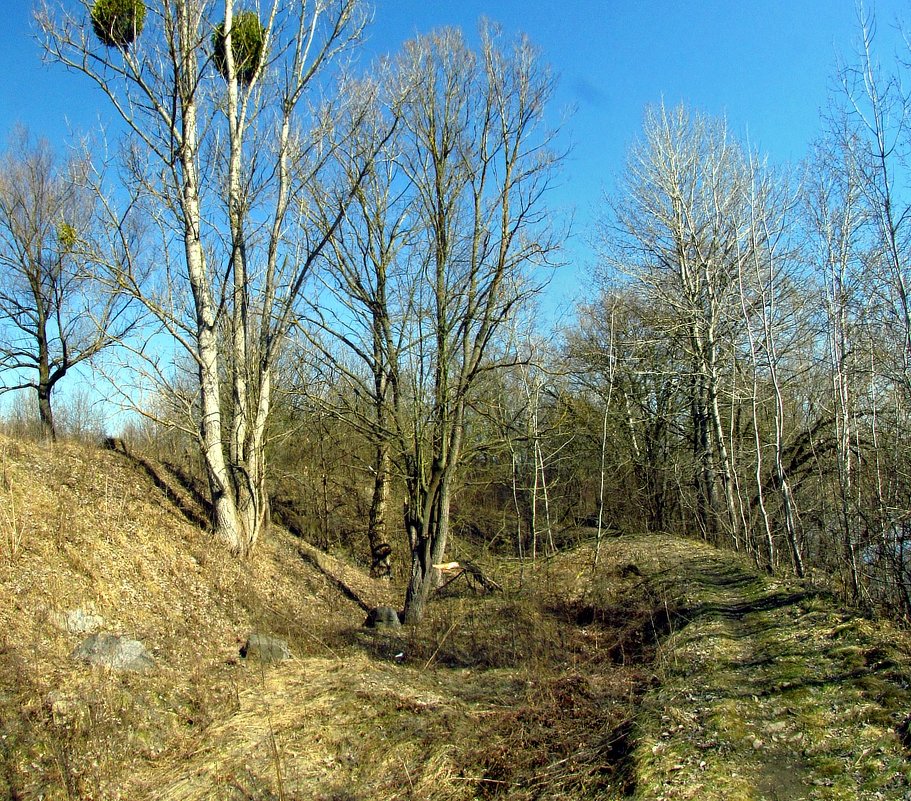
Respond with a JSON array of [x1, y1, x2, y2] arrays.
[[178, 52, 244, 554], [367, 441, 393, 579], [402, 405, 464, 623], [691, 369, 714, 541], [403, 474, 452, 624], [704, 338, 741, 551], [35, 299, 56, 441]]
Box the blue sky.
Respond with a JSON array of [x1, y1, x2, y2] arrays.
[[1, 1, 909, 315]]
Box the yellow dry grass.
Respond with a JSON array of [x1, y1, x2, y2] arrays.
[[0, 433, 646, 801], [0, 433, 366, 800]]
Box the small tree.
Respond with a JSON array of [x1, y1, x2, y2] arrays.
[[0, 129, 135, 439], [392, 25, 561, 622]]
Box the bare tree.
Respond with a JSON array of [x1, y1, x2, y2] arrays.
[[301, 24, 562, 621], [0, 128, 135, 439], [806, 3, 911, 610], [37, 0, 373, 553], [604, 103, 756, 549], [740, 156, 806, 574], [301, 72, 411, 579], [392, 25, 561, 622]]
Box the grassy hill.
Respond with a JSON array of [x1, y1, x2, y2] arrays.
[[0, 434, 909, 800]]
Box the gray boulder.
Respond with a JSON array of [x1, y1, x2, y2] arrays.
[[364, 606, 401, 628], [72, 633, 155, 672], [50, 608, 104, 635], [240, 633, 291, 663]]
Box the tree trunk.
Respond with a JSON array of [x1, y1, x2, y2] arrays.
[[402, 474, 451, 624], [367, 441, 393, 579], [179, 75, 247, 555], [35, 299, 56, 441], [37, 383, 55, 442], [691, 372, 714, 540], [704, 336, 741, 551]]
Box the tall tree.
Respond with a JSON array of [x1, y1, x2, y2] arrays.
[[38, 0, 372, 553], [603, 103, 756, 548], [302, 73, 411, 579], [393, 25, 561, 622], [300, 24, 562, 621], [0, 129, 134, 439]]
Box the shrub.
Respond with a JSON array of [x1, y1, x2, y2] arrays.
[[90, 0, 146, 48], [212, 11, 266, 84]]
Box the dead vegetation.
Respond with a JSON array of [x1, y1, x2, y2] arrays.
[[0, 434, 909, 800], [0, 433, 680, 800]]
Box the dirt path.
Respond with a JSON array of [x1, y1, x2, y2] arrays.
[[611, 535, 911, 801]]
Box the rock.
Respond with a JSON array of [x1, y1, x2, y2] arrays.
[[50, 608, 104, 635], [72, 633, 155, 672], [364, 606, 401, 628], [240, 633, 291, 663], [46, 690, 89, 728]]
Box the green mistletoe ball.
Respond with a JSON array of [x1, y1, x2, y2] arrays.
[[91, 0, 146, 48], [212, 11, 266, 84]]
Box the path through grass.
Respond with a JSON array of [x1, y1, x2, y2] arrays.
[[614, 536, 911, 801]]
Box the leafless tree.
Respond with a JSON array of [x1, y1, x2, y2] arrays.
[[301, 71, 412, 579], [37, 0, 373, 553], [392, 25, 561, 622], [301, 23, 562, 621], [605, 103, 755, 548], [0, 128, 136, 439]]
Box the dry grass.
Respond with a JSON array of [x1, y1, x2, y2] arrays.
[[5, 433, 903, 800], [0, 433, 366, 800], [0, 432, 669, 799]]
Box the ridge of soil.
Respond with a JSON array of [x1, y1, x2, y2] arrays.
[[609, 535, 911, 801]]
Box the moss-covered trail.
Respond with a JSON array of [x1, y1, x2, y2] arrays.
[[613, 535, 911, 801]]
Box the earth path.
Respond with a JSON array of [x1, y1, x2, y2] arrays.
[[608, 535, 911, 801]]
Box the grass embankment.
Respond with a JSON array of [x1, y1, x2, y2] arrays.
[[614, 536, 911, 801], [0, 434, 909, 800]]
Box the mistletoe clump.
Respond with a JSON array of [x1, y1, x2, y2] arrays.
[[212, 11, 266, 84], [91, 0, 146, 48]]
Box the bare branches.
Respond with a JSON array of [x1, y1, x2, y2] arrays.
[[0, 128, 138, 438]]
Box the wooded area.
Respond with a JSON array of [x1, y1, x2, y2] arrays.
[[1, 0, 910, 625]]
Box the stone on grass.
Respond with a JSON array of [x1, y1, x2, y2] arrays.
[[46, 690, 90, 727], [50, 608, 104, 635], [364, 606, 401, 629], [72, 633, 155, 672], [240, 633, 291, 663]]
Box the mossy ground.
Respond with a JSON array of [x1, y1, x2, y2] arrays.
[[615, 535, 911, 801]]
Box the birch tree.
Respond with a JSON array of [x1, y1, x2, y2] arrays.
[[605, 103, 752, 548], [37, 0, 371, 553]]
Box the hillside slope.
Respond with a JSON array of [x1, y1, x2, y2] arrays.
[[0, 435, 909, 800], [0, 434, 390, 799]]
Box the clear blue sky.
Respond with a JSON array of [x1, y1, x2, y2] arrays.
[[2, 1, 908, 314]]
